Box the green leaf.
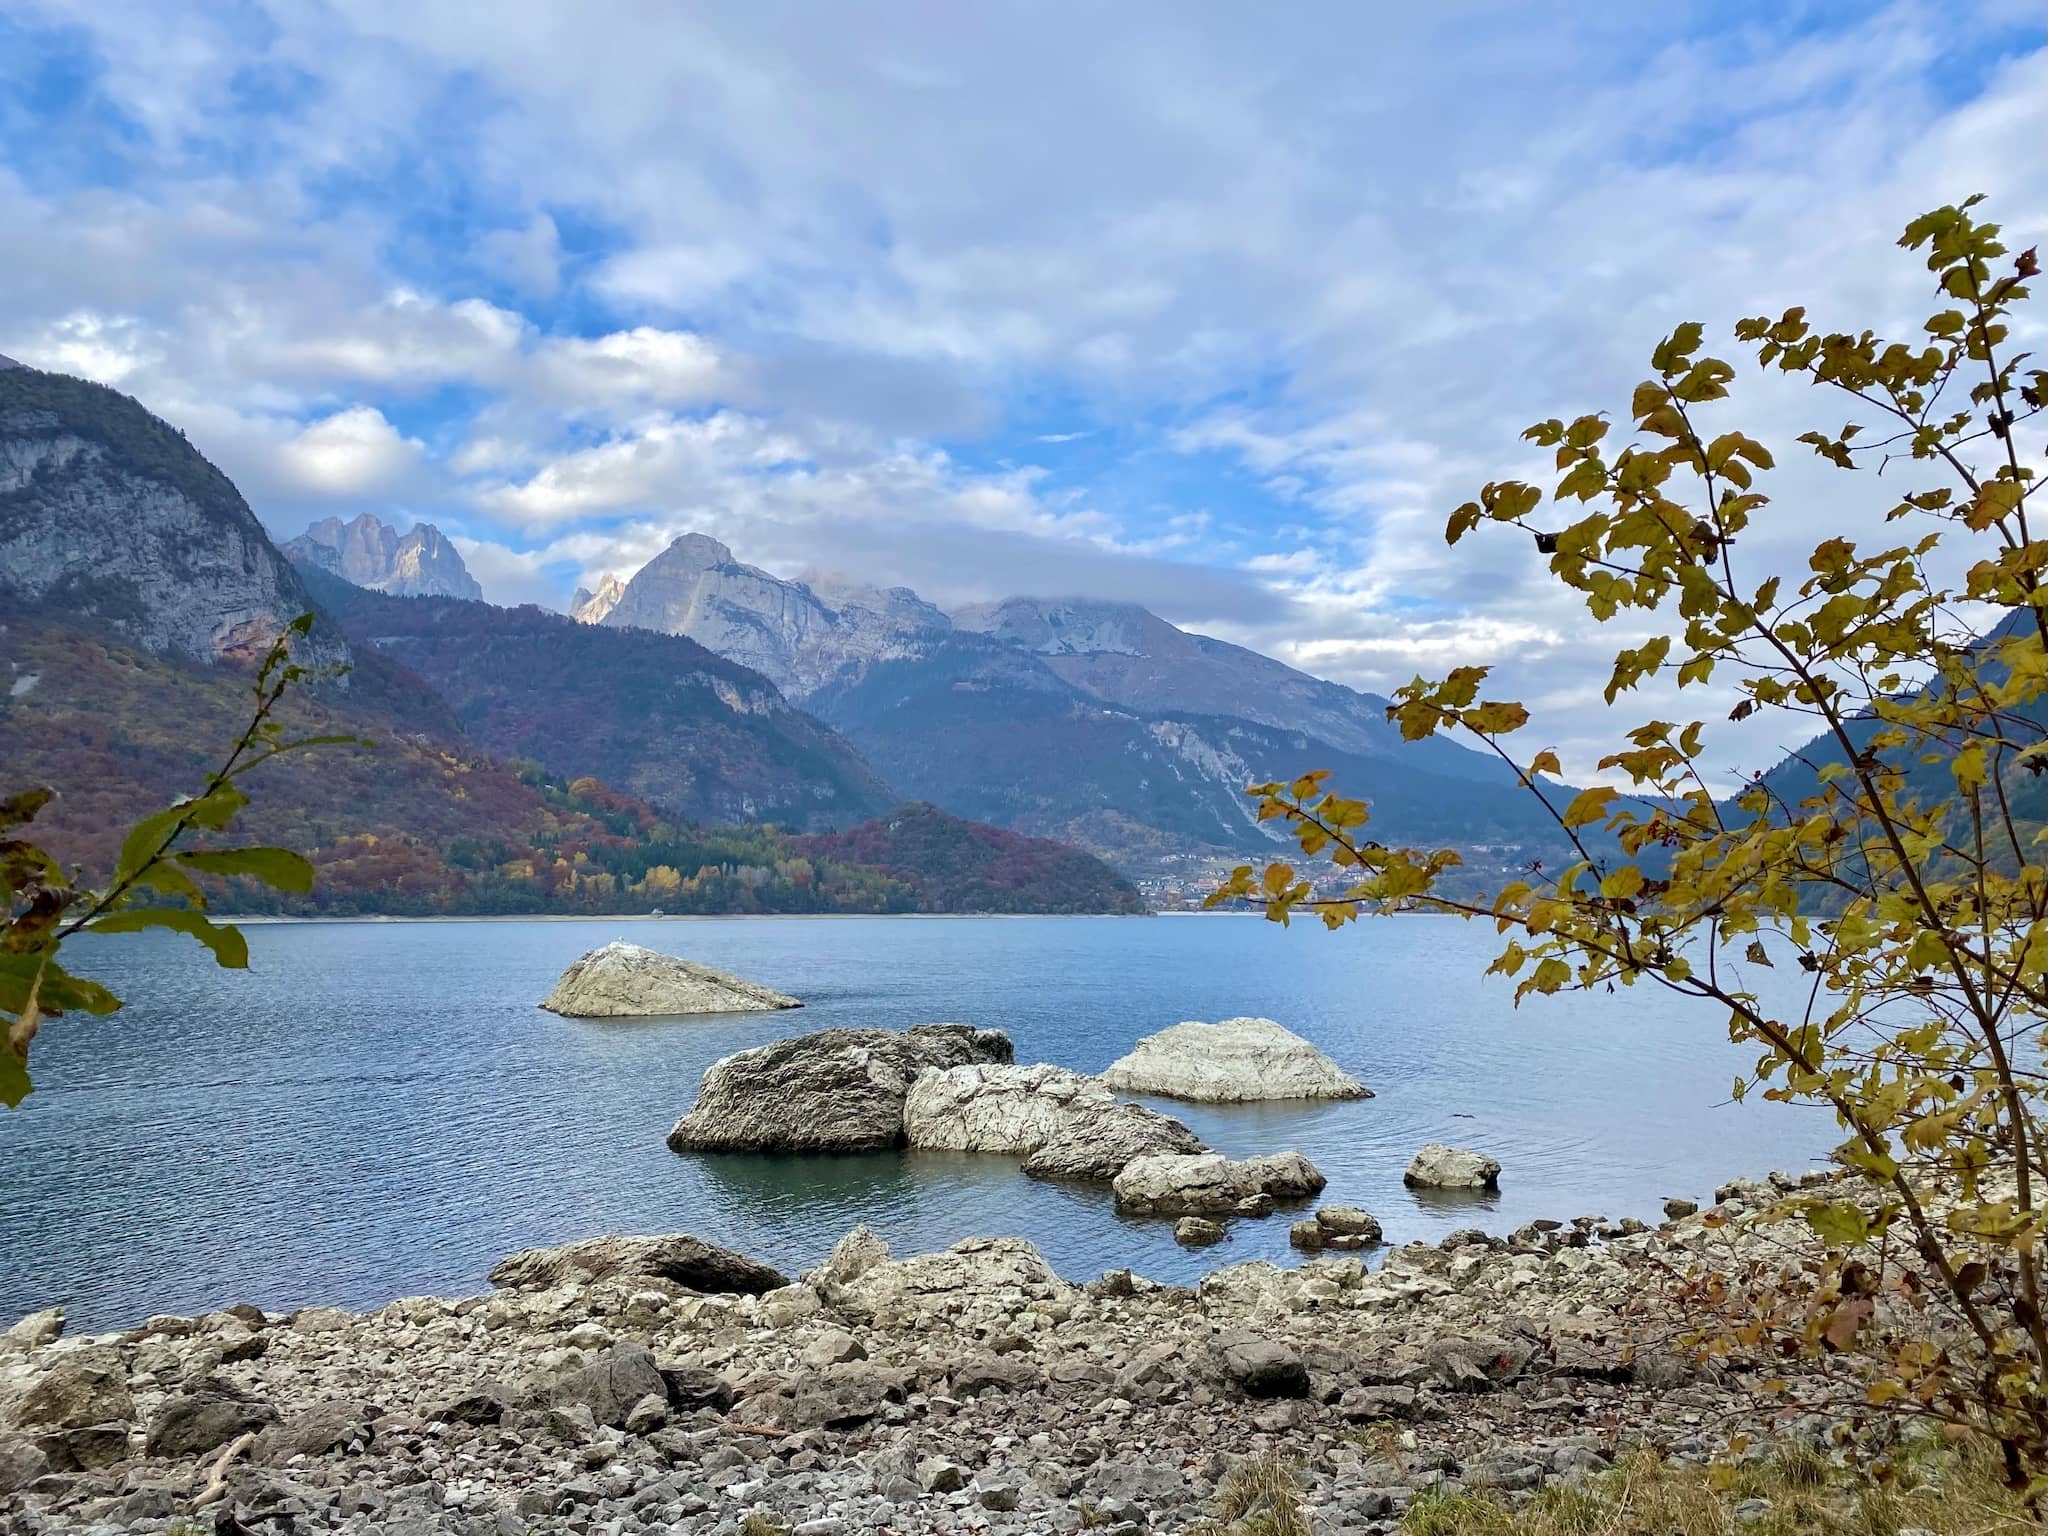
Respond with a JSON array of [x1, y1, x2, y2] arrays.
[[112, 805, 187, 886], [0, 1048, 28, 1109], [89, 908, 249, 969], [36, 962, 122, 1016], [175, 847, 315, 894], [1803, 1201, 1871, 1248]]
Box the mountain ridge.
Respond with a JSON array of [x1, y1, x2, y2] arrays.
[[285, 511, 483, 601], [595, 530, 1548, 873]]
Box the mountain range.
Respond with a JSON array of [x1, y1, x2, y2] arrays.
[[0, 364, 1138, 915], [576, 533, 1569, 873], [0, 358, 1585, 905]]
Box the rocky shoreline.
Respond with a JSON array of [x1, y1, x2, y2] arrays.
[[0, 1174, 1841, 1536]]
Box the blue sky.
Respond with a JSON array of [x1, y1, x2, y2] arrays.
[[2, 0, 2043, 777]]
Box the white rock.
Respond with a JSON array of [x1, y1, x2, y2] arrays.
[[1404, 1143, 1502, 1190], [2, 1307, 62, 1352], [1101, 1017, 1368, 1103], [902, 1063, 1205, 1180], [540, 941, 801, 1018], [1112, 1150, 1327, 1215]]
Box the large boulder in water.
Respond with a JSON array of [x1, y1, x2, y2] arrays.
[[903, 1062, 1205, 1181], [667, 1024, 1013, 1153], [540, 941, 801, 1018], [489, 1233, 788, 1294], [1404, 1143, 1501, 1190], [1112, 1150, 1327, 1215], [1101, 1017, 1368, 1103]]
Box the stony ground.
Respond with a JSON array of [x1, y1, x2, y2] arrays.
[[0, 1175, 1839, 1536]]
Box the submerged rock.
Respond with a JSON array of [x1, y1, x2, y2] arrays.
[[540, 940, 801, 1018], [667, 1024, 1014, 1153], [1405, 1143, 1503, 1189], [488, 1232, 788, 1295], [1112, 1150, 1327, 1216], [1100, 1017, 1368, 1103], [903, 1062, 1204, 1181]]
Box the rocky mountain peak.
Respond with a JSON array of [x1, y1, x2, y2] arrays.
[[601, 531, 945, 697], [570, 572, 627, 625], [0, 353, 22, 371], [283, 512, 483, 601]]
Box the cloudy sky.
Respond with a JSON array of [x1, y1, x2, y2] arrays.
[[3, 1, 2043, 781]]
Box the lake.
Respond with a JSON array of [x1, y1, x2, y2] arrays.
[[2, 914, 1837, 1332]]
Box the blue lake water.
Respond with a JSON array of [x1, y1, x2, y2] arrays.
[[2, 914, 1837, 1331]]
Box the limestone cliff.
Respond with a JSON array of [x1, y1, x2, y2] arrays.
[[0, 365, 346, 669], [602, 533, 949, 695], [284, 512, 482, 601]]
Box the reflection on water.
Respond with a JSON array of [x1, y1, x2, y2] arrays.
[[4, 915, 1835, 1329]]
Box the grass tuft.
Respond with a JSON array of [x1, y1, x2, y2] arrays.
[[1395, 1440, 2033, 1536]]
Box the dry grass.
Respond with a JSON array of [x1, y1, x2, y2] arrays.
[[1399, 1440, 2037, 1536], [737, 1514, 791, 1536], [1204, 1452, 1315, 1536]]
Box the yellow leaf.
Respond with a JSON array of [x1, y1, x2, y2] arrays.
[[1563, 786, 1618, 829]]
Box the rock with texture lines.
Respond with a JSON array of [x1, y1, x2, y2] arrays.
[[903, 1062, 1204, 1181], [541, 941, 801, 1018], [1404, 1143, 1502, 1190], [1111, 1151, 1327, 1216], [667, 1024, 1013, 1153], [1101, 1017, 1367, 1103]]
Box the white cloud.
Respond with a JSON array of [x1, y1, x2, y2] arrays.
[[528, 327, 726, 407], [0, 0, 2042, 782], [275, 407, 423, 497]]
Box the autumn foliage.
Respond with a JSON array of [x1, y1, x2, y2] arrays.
[[1214, 201, 2048, 1489]]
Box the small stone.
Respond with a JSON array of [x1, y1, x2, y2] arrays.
[[800, 1329, 868, 1367], [1733, 1498, 1772, 1524], [0, 1437, 49, 1494], [1316, 1204, 1383, 1241], [145, 1378, 279, 1457], [917, 1456, 968, 1493], [975, 1478, 1023, 1511], [1214, 1330, 1309, 1399], [11, 1360, 135, 1430], [1175, 1217, 1226, 1247], [623, 1393, 669, 1434], [1663, 1198, 1699, 1219], [431, 1391, 509, 1426]]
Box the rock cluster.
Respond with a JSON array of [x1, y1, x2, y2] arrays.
[[1102, 1018, 1368, 1103], [0, 1179, 1835, 1536], [902, 1063, 1205, 1181], [541, 942, 802, 1019], [666, 1025, 1012, 1153]]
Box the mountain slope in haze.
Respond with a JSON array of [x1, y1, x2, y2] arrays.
[[285, 511, 482, 600], [0, 365, 346, 669], [599, 530, 1561, 872], [298, 565, 895, 831], [954, 595, 1515, 783], [807, 631, 1571, 870]]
